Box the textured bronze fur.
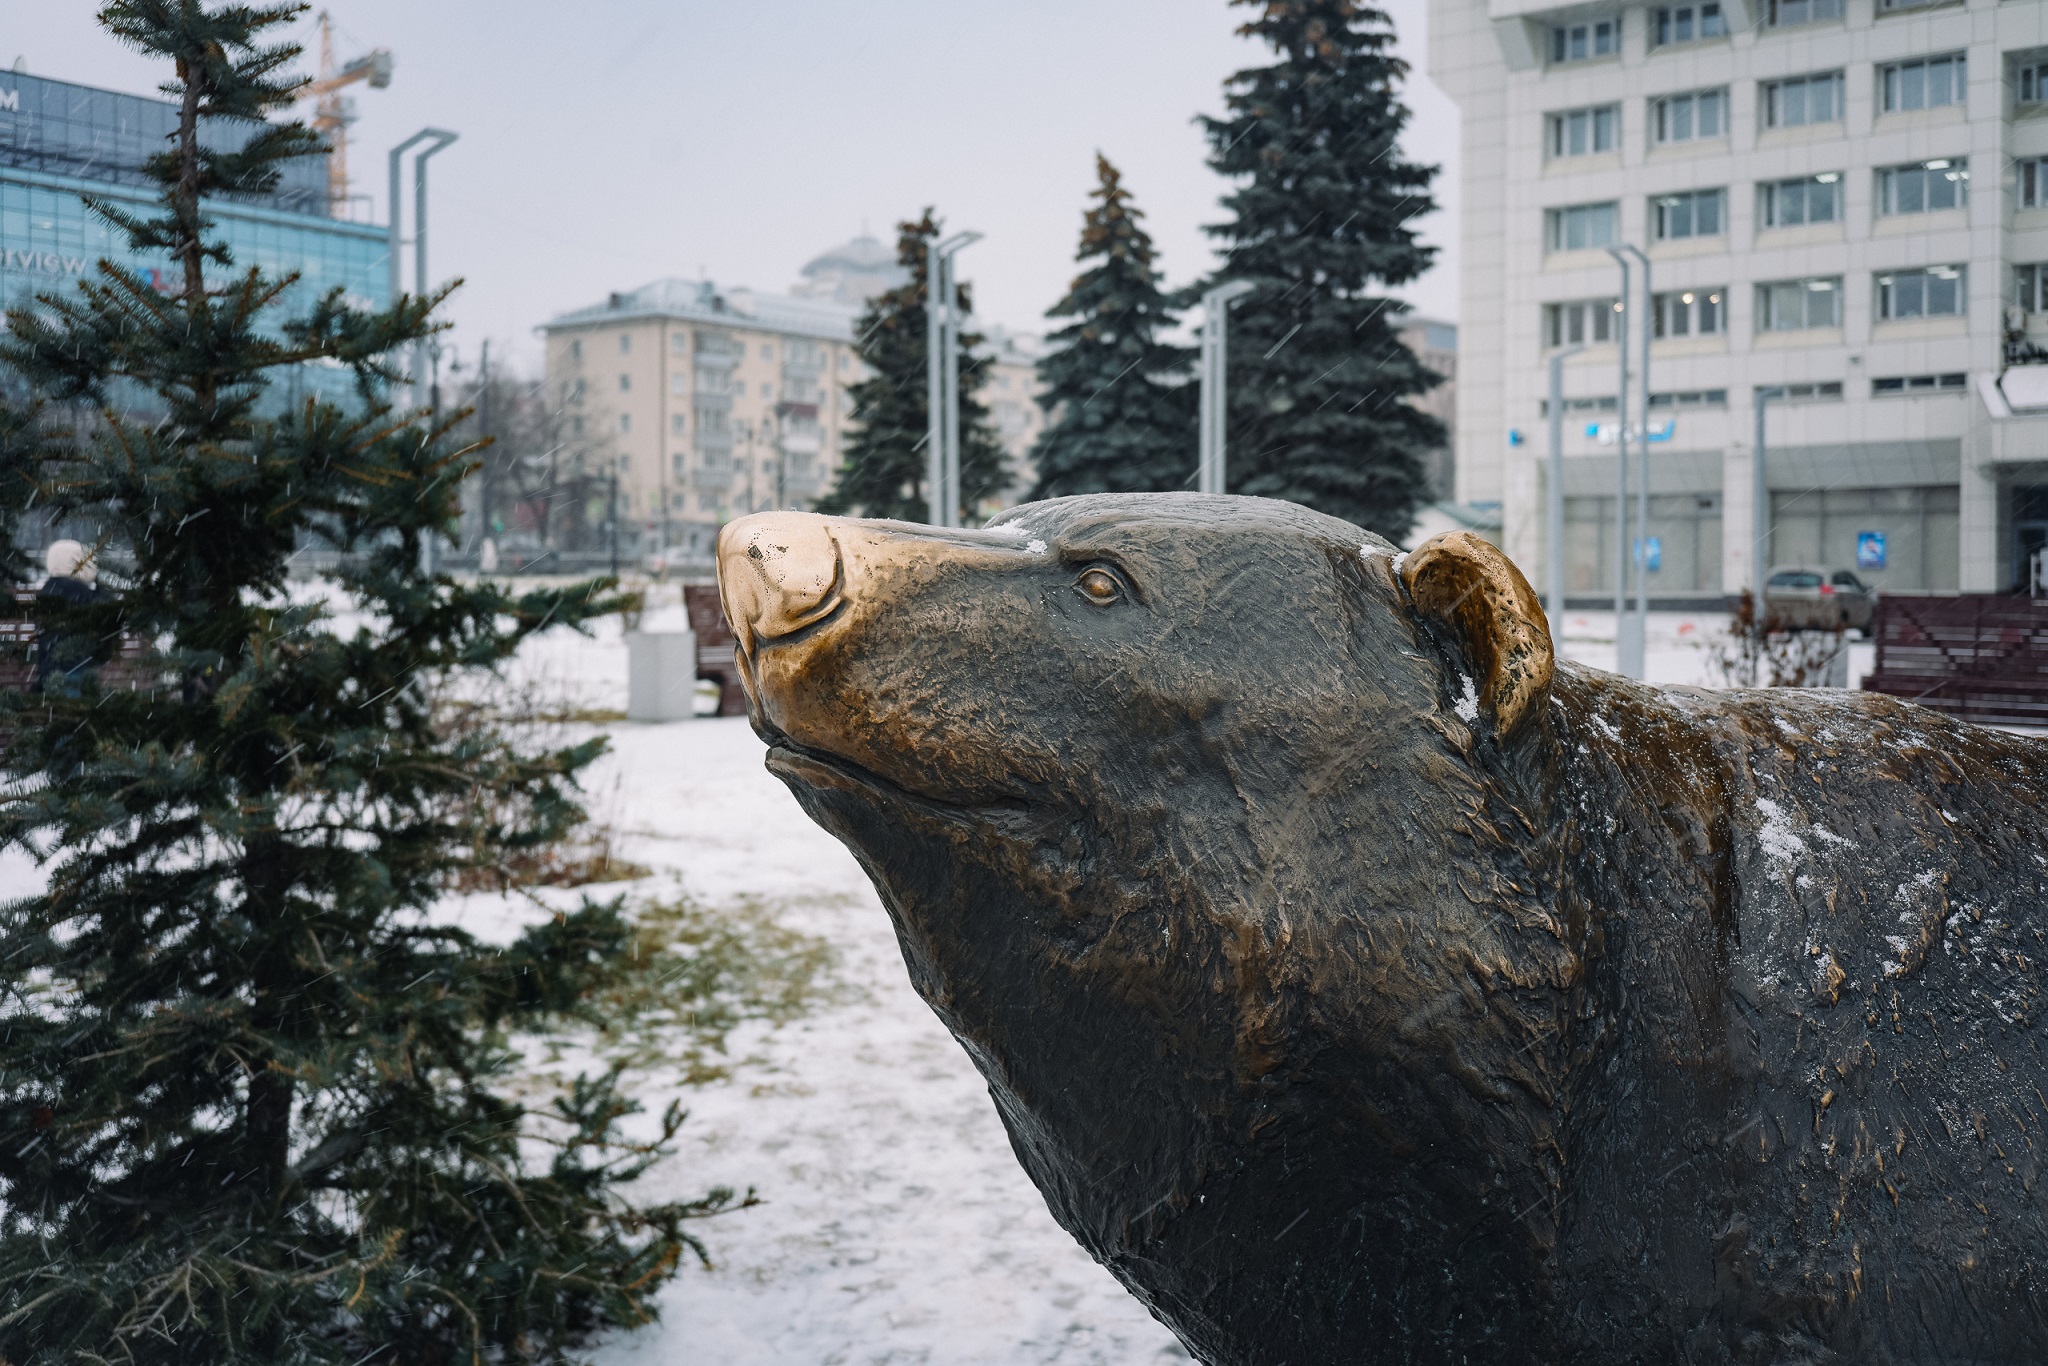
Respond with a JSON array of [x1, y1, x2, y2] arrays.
[[717, 494, 2048, 1365]]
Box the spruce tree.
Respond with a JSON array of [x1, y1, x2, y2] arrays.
[[0, 5, 728, 1361], [814, 210, 1009, 523], [1029, 156, 1195, 500], [1195, 0, 1445, 542]]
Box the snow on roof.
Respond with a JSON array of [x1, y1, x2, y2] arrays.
[[543, 278, 862, 343], [800, 233, 899, 276]]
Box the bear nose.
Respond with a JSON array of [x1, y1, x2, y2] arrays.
[[717, 512, 845, 654]]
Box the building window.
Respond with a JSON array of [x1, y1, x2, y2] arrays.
[[1648, 389, 1728, 408], [1872, 373, 1967, 394], [619, 373, 631, 392], [1764, 71, 1845, 127], [569, 338, 583, 360], [1653, 289, 1724, 337], [619, 414, 632, 434], [671, 413, 686, 434], [1767, 0, 1842, 26], [1550, 18, 1619, 63], [1878, 159, 1968, 214], [1548, 105, 1619, 157], [1760, 173, 1841, 226], [671, 332, 688, 354], [734, 381, 746, 397], [570, 416, 585, 436], [2015, 264, 2048, 311], [1877, 266, 1966, 320], [1876, 0, 1948, 12], [669, 373, 688, 396], [1882, 55, 1966, 113], [1757, 277, 1842, 330], [761, 343, 775, 360], [1544, 299, 1619, 347], [1546, 202, 1620, 251], [569, 378, 586, 401], [2024, 159, 2048, 208], [619, 333, 632, 354], [1653, 89, 1726, 142], [1759, 381, 1845, 401], [2022, 60, 2048, 105], [1653, 189, 1724, 240], [1653, 3, 1723, 46]]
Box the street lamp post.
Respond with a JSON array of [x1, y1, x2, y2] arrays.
[[387, 128, 457, 412], [1603, 249, 1633, 675], [1621, 243, 1652, 673], [1753, 386, 1774, 628], [1198, 281, 1256, 495], [389, 128, 456, 576], [924, 230, 982, 528], [1546, 345, 1586, 621]]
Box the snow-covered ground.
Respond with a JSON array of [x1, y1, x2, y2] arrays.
[[1545, 607, 1876, 689]]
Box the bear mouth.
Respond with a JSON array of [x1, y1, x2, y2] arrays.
[[763, 732, 969, 813], [762, 729, 1027, 819]]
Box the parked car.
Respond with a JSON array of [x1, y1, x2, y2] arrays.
[[1763, 566, 1876, 634]]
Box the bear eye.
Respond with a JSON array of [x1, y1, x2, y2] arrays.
[[1075, 567, 1125, 606]]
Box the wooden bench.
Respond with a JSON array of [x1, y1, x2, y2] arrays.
[[683, 584, 748, 717], [1862, 593, 2048, 729]]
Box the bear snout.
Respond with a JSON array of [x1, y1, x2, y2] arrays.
[[716, 511, 846, 655]]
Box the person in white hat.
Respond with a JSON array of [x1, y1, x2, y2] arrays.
[[34, 539, 107, 694]]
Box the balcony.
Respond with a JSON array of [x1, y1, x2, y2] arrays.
[[691, 467, 734, 490]]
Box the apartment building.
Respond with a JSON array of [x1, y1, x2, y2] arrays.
[[542, 280, 863, 561], [1430, 0, 2048, 600]]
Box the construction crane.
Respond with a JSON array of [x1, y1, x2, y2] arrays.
[[299, 10, 393, 217]]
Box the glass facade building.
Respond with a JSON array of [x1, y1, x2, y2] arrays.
[[1, 71, 389, 398]]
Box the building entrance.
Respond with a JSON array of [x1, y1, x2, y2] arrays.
[[2017, 486, 2048, 596]]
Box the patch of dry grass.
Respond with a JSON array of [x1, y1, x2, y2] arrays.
[[533, 892, 846, 1086]]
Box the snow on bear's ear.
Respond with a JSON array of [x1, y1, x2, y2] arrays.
[[1399, 531, 1555, 740]]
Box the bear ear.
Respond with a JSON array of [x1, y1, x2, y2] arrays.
[[1399, 531, 1554, 739]]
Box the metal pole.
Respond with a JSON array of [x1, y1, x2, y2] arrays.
[[1623, 245, 1651, 633], [1197, 281, 1256, 494], [1546, 345, 1585, 621], [921, 231, 981, 527], [941, 251, 961, 527], [925, 240, 944, 525], [1604, 250, 1631, 641], [387, 131, 434, 310], [408, 129, 458, 414], [1753, 387, 1772, 623], [1198, 310, 1218, 493]]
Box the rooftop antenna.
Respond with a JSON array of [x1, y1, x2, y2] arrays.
[[300, 10, 394, 216]]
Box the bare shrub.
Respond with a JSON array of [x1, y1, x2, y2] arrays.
[[1707, 589, 1847, 689]]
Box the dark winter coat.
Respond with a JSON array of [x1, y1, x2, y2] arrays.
[[716, 493, 2048, 1366], [32, 574, 109, 694]]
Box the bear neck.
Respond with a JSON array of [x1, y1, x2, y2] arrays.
[[1534, 663, 1751, 1310]]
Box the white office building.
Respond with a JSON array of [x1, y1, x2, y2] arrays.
[[1430, 0, 2048, 600]]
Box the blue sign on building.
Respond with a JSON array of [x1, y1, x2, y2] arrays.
[[1856, 531, 1887, 570], [1636, 535, 1662, 573]]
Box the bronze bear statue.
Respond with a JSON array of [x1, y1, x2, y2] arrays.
[[715, 494, 2048, 1365]]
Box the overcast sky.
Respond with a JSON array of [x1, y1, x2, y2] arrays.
[[14, 1, 1461, 373]]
